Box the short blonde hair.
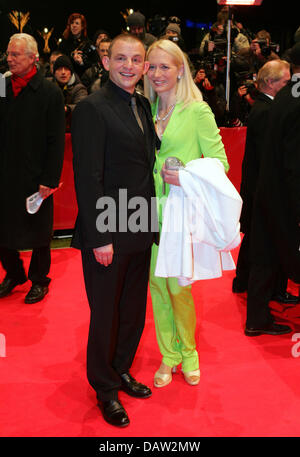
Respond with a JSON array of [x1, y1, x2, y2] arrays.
[[8, 33, 39, 60], [108, 33, 145, 58], [257, 59, 290, 91], [145, 39, 203, 109]]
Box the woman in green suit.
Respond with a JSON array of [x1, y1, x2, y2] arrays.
[[145, 39, 229, 388]]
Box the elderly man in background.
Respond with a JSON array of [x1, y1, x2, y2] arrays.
[[244, 47, 300, 336], [0, 33, 65, 304], [233, 59, 298, 306]]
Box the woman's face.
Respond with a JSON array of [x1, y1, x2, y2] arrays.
[[70, 18, 82, 37], [147, 48, 182, 97]]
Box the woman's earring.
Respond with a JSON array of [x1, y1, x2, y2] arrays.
[[177, 75, 181, 81]]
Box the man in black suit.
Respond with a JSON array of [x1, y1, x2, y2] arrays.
[[71, 34, 157, 427], [233, 59, 299, 305], [0, 33, 65, 304], [244, 47, 300, 336]]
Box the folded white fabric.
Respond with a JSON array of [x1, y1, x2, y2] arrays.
[[155, 158, 243, 286]]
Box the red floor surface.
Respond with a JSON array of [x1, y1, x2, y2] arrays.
[[0, 246, 300, 439]]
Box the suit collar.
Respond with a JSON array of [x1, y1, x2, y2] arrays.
[[103, 81, 156, 169], [257, 91, 273, 103], [106, 78, 133, 104]]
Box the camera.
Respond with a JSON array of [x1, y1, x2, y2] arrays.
[[167, 35, 185, 51], [76, 41, 98, 66], [235, 70, 257, 97], [256, 39, 271, 57], [256, 39, 279, 58], [243, 80, 257, 95]]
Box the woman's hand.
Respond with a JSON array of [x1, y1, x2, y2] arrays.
[[161, 164, 181, 187]]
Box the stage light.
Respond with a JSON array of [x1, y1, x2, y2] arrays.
[[216, 0, 263, 5]]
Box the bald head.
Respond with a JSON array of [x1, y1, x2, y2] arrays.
[[257, 59, 291, 96]]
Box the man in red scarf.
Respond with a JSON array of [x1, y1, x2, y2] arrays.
[[0, 33, 65, 303]]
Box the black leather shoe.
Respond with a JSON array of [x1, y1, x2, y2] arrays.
[[245, 322, 292, 337], [98, 399, 130, 427], [272, 292, 300, 305], [0, 277, 27, 298], [24, 284, 49, 304], [120, 372, 152, 398]]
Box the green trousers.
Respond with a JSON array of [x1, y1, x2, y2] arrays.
[[149, 242, 199, 372]]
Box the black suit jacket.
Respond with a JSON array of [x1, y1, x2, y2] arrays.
[[71, 80, 157, 254], [239, 91, 272, 232], [250, 80, 300, 283]]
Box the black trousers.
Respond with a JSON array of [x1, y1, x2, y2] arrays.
[[235, 232, 288, 295], [246, 263, 280, 328], [0, 246, 51, 285], [81, 246, 151, 402]]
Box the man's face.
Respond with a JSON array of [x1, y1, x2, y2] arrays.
[[97, 42, 110, 61], [6, 39, 36, 77], [129, 26, 144, 39], [165, 30, 178, 38], [102, 39, 148, 94], [55, 66, 72, 85]]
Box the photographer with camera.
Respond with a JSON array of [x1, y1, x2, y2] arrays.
[[228, 66, 258, 126], [162, 20, 187, 52], [194, 64, 226, 126], [81, 38, 111, 93], [126, 11, 156, 49], [200, 10, 249, 60], [237, 30, 279, 76], [58, 13, 97, 77]]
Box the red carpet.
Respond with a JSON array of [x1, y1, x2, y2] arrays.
[[0, 246, 299, 438]]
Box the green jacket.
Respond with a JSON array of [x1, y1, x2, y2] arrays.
[[152, 98, 229, 223]]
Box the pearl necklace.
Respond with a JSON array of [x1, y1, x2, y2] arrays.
[[156, 103, 175, 122]]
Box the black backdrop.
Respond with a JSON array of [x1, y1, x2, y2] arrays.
[[0, 0, 298, 56]]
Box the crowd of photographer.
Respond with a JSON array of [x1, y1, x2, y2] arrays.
[[0, 8, 299, 129]]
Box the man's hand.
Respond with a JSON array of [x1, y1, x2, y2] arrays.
[[72, 49, 84, 65], [93, 244, 114, 266], [238, 85, 248, 98]]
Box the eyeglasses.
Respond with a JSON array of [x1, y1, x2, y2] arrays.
[[6, 51, 32, 59]]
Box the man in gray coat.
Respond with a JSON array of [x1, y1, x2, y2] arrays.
[[0, 33, 65, 303]]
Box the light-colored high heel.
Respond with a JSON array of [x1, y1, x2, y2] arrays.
[[154, 363, 177, 388], [183, 369, 200, 386]]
